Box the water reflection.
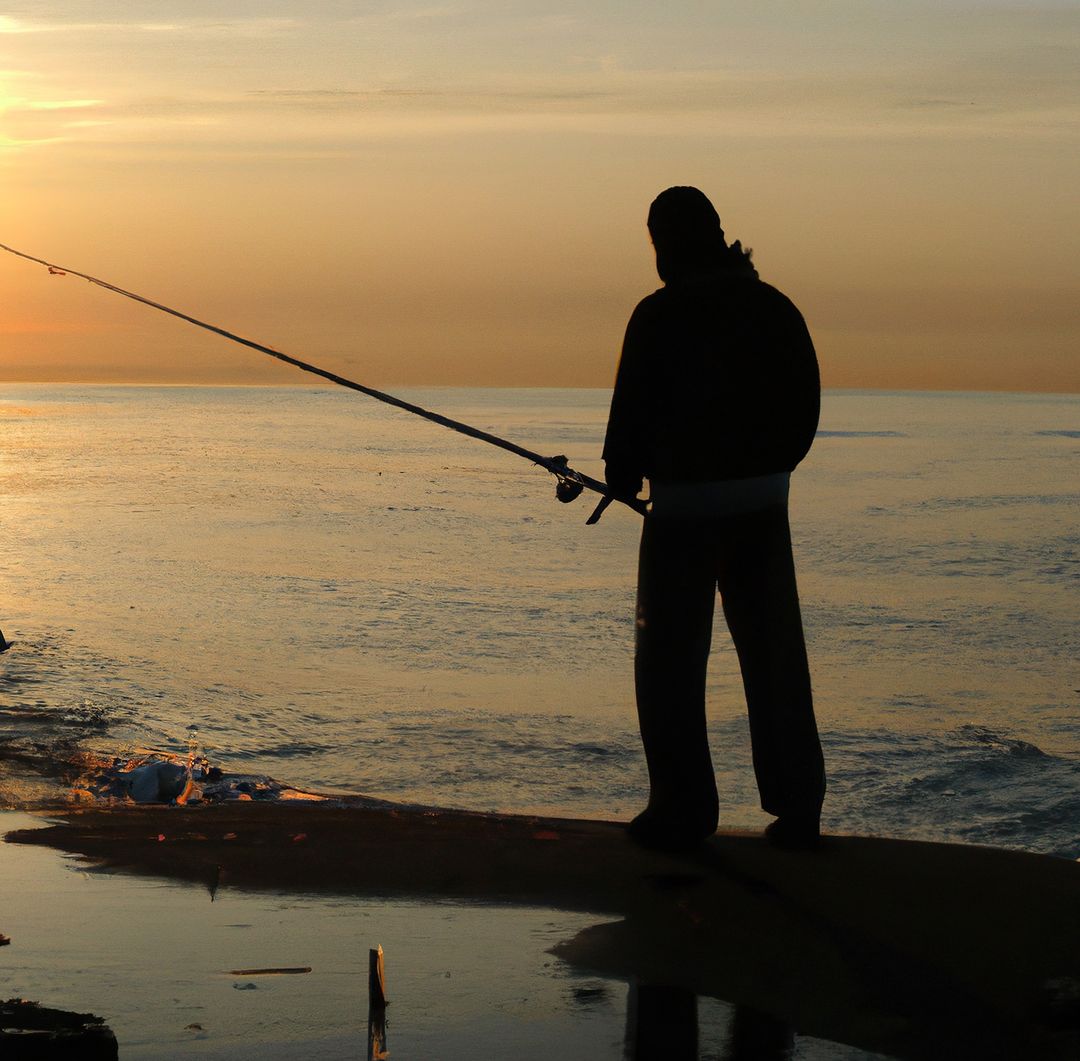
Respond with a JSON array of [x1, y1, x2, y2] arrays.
[[625, 983, 795, 1061]]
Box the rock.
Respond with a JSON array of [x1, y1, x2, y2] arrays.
[[0, 998, 118, 1059]]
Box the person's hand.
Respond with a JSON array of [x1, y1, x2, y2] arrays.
[[605, 470, 643, 501]]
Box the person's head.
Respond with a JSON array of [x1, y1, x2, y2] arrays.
[[646, 186, 752, 283]]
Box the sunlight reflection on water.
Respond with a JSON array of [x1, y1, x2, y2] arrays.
[[1, 385, 1077, 853]]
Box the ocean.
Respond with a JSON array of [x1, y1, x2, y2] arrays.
[[1, 384, 1078, 857]]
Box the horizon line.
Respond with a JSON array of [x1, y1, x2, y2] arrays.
[[1, 379, 1078, 399]]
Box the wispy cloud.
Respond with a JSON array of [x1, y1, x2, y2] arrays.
[[24, 99, 103, 111], [0, 93, 109, 146], [4, 3, 1078, 156], [0, 15, 300, 37], [383, 5, 471, 22], [7, 61, 1077, 157]]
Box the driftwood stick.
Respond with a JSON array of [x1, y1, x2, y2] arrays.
[[228, 967, 312, 976], [367, 944, 388, 1060]]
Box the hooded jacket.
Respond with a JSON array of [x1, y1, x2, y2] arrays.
[[602, 267, 819, 497]]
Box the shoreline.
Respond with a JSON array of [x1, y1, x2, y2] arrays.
[[5, 801, 1080, 1059]]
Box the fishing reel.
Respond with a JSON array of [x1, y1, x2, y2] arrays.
[[555, 476, 584, 504], [550, 455, 585, 504], [548, 453, 632, 524], [560, 473, 612, 523]]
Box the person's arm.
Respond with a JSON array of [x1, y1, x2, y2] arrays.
[[777, 300, 820, 470], [602, 299, 653, 498]]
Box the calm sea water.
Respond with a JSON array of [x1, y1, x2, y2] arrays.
[[1, 385, 1077, 856]]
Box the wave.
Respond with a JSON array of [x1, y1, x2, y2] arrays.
[[3, 687, 1078, 861], [816, 430, 907, 438], [826, 724, 1080, 859], [914, 493, 1079, 511]]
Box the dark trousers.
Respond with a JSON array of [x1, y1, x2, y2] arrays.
[[635, 504, 825, 821]]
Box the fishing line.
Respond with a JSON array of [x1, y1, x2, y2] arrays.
[[0, 240, 646, 523]]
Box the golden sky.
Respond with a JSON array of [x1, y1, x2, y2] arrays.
[[1, 3, 1078, 391]]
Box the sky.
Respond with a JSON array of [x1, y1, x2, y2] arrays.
[[1, 1, 1077, 391]]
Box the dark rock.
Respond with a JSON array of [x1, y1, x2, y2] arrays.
[[0, 999, 118, 1059]]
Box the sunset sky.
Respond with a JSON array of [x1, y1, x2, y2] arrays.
[[1, 2, 1077, 391]]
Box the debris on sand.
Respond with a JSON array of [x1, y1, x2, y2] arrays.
[[73, 749, 326, 807]]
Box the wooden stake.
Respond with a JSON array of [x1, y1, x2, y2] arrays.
[[367, 945, 388, 1060]]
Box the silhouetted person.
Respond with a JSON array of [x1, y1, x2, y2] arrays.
[[604, 187, 825, 852]]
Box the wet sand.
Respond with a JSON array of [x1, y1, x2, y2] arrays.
[[4, 800, 1080, 1058], [0, 810, 640, 1059]]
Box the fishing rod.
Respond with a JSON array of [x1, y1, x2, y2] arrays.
[[0, 240, 647, 523]]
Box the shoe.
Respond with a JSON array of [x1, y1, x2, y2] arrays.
[[764, 815, 821, 851], [627, 806, 717, 853]]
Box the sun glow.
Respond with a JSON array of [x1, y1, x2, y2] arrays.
[[1, 2, 1078, 391]]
